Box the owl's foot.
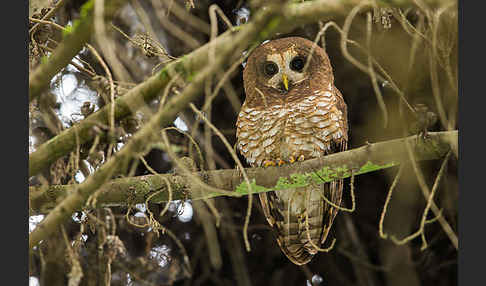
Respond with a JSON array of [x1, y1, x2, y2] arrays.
[[263, 160, 277, 167], [263, 158, 286, 167], [289, 155, 296, 163], [235, 164, 243, 179], [263, 155, 305, 167], [289, 154, 305, 163]]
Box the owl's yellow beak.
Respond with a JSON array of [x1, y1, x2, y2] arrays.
[[282, 74, 289, 91]]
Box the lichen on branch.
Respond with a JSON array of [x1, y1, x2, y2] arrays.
[[30, 131, 457, 214]]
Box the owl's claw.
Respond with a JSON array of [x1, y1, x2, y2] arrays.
[[263, 156, 304, 167], [236, 164, 243, 179], [263, 160, 277, 167], [289, 154, 305, 164]]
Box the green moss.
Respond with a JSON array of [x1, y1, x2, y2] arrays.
[[69, 19, 82, 36], [174, 61, 188, 76], [259, 17, 281, 40], [62, 24, 73, 37], [62, 0, 92, 38], [80, 0, 94, 19], [235, 179, 271, 195], [356, 161, 397, 175], [186, 72, 196, 82], [156, 57, 197, 84], [41, 55, 49, 64], [234, 161, 398, 196], [158, 67, 170, 81], [275, 173, 309, 189], [231, 26, 243, 32]]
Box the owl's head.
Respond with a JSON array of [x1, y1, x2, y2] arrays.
[[243, 37, 334, 104]]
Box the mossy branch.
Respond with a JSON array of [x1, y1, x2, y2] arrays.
[[29, 0, 127, 102], [28, 0, 452, 177], [28, 2, 284, 250], [30, 131, 457, 214]]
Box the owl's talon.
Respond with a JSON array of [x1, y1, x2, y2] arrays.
[[263, 160, 277, 167], [235, 165, 243, 179], [289, 154, 304, 163]]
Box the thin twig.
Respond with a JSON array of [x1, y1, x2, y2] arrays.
[[366, 12, 388, 127], [189, 104, 255, 251], [378, 165, 404, 239], [395, 141, 457, 249], [339, 3, 415, 113], [418, 150, 452, 250], [29, 0, 67, 35]]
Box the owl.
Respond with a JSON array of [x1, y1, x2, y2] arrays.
[[236, 37, 348, 265]]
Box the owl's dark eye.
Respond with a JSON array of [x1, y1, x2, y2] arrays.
[[263, 61, 279, 76], [290, 56, 305, 72]]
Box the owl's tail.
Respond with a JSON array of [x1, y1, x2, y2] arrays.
[[259, 181, 342, 265]]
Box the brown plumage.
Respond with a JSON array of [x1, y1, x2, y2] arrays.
[[236, 37, 348, 265]]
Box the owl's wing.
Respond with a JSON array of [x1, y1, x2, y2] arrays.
[[333, 85, 349, 142], [320, 85, 348, 243], [258, 191, 277, 227]]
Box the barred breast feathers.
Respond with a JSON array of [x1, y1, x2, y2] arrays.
[[236, 83, 347, 167]]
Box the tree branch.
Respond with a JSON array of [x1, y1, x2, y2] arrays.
[[28, 0, 452, 177], [30, 131, 457, 214], [28, 1, 285, 250], [29, 0, 127, 102]]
